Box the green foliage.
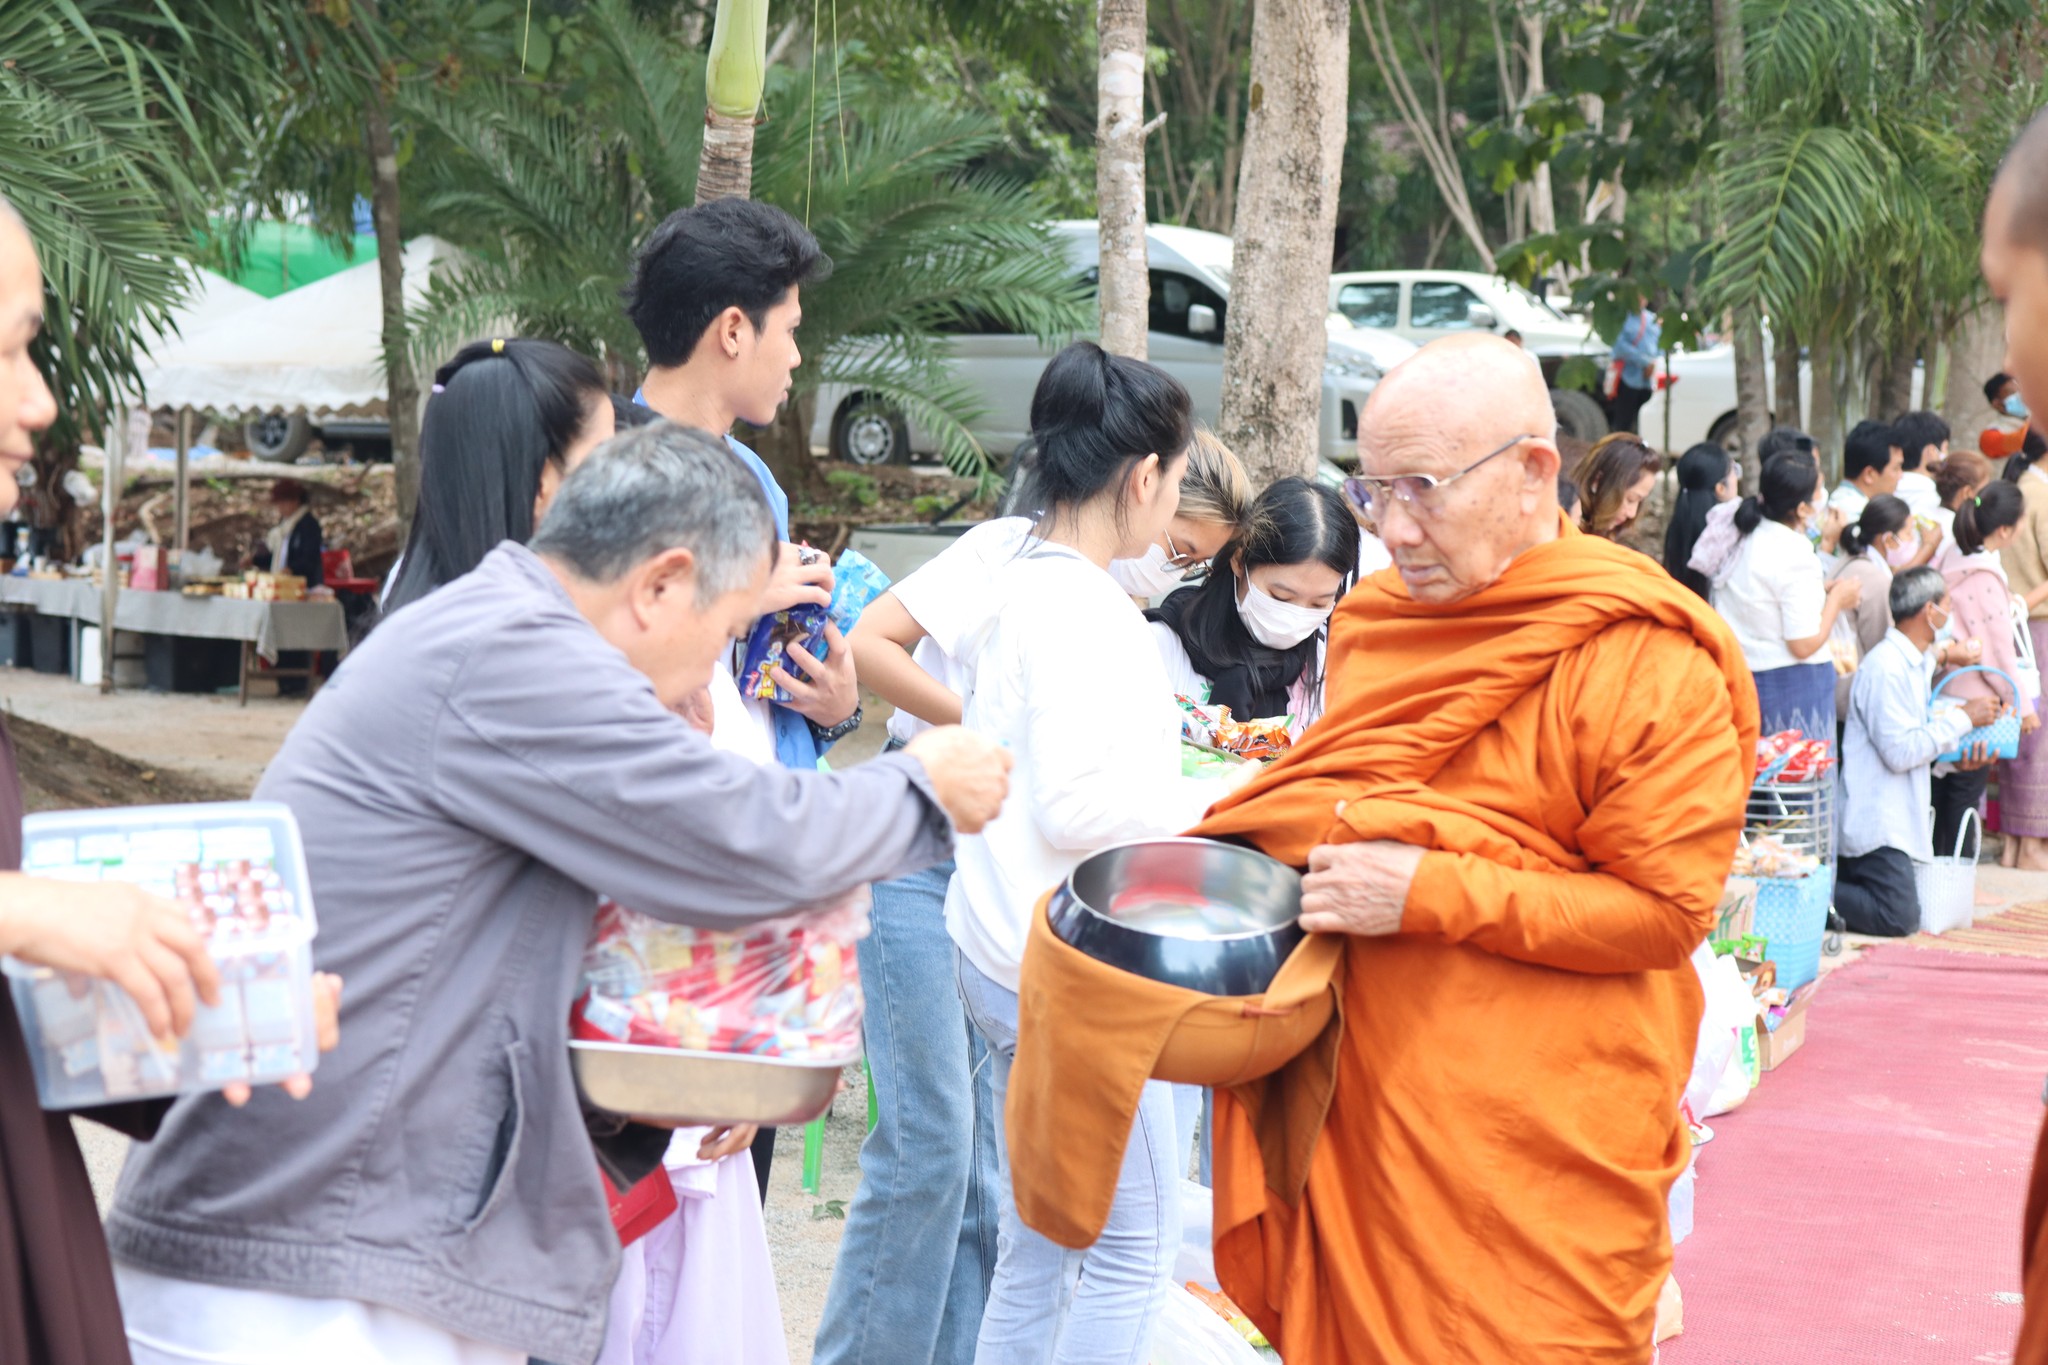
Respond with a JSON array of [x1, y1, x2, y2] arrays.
[[403, 0, 1092, 486], [824, 469, 881, 510], [909, 492, 956, 519]]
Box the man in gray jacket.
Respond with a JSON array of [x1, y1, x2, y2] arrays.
[[106, 423, 1010, 1365]]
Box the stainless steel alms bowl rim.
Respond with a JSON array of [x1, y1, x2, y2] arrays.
[[568, 1041, 863, 1070], [569, 1041, 860, 1125], [1062, 836, 1303, 940]]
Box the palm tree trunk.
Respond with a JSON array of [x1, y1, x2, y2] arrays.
[[1220, 0, 1350, 486], [1097, 0, 1151, 359], [697, 0, 770, 204], [1773, 323, 1802, 433], [1710, 0, 1770, 470], [364, 90, 422, 529]]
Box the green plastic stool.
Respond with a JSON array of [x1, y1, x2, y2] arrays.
[[802, 1057, 875, 1195]]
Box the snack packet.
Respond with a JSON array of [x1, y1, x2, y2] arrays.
[[1215, 714, 1292, 763], [572, 889, 869, 1061], [827, 549, 892, 634]]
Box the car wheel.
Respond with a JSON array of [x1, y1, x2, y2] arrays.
[[1708, 412, 1742, 452], [246, 411, 312, 463], [1549, 388, 1609, 444], [831, 397, 910, 467]]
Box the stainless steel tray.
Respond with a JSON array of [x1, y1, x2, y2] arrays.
[[570, 1041, 855, 1125]]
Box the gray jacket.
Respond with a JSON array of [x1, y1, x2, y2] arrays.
[[107, 544, 952, 1364]]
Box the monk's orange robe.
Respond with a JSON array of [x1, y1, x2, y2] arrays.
[[1194, 527, 1759, 1365], [2015, 1114, 2048, 1362]]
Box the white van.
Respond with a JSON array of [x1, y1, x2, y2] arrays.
[[812, 221, 1413, 468]]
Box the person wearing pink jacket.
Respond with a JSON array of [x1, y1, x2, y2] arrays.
[[1938, 480, 2044, 863]]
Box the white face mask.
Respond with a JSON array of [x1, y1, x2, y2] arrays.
[[1108, 542, 1187, 599], [1237, 575, 1331, 650]]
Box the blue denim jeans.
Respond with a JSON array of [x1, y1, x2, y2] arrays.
[[956, 950, 1179, 1365], [813, 861, 999, 1365]]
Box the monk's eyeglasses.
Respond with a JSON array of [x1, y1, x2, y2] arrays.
[[1343, 434, 1539, 521]]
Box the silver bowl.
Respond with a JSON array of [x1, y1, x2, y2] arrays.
[[1047, 837, 1303, 996], [571, 1042, 856, 1125]]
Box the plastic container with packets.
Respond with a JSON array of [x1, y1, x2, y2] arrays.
[[2, 801, 321, 1109]]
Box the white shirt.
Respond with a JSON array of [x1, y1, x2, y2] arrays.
[[884, 517, 1034, 744], [1356, 528, 1393, 577], [1150, 621, 1211, 701], [1711, 519, 1827, 674], [1896, 469, 1941, 518], [945, 544, 1220, 989], [118, 1264, 522, 1365], [1842, 629, 1974, 862], [1828, 483, 1870, 523]]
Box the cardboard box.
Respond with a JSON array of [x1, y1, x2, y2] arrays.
[[1757, 986, 1814, 1071], [1713, 876, 1758, 941], [129, 547, 168, 592]]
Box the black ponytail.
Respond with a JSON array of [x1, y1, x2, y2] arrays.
[[1736, 449, 1821, 538], [1956, 478, 2025, 555], [1839, 494, 1910, 558], [1026, 341, 1193, 524]]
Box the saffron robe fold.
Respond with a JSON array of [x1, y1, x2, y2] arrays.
[[1194, 527, 1759, 1365]]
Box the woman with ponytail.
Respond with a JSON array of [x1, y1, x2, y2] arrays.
[[1823, 495, 1914, 716], [1938, 480, 2042, 864], [1710, 448, 1863, 738], [1932, 448, 1995, 543], [1997, 422, 2048, 868], [1663, 443, 1739, 598]]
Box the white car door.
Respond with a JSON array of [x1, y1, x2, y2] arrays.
[[1407, 279, 1491, 342]]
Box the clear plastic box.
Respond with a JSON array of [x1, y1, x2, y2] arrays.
[[2, 801, 320, 1109]]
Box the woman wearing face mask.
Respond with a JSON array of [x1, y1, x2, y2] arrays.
[[1146, 477, 1355, 738], [1100, 429, 1250, 600], [946, 343, 1250, 1365], [379, 338, 615, 615], [1664, 443, 1740, 599], [1936, 480, 2039, 867], [1710, 448, 1863, 738], [1824, 495, 1914, 716]]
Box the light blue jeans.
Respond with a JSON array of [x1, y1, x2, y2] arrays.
[[813, 861, 999, 1365], [956, 950, 1179, 1365]]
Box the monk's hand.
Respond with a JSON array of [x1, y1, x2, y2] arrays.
[[1298, 841, 1425, 938], [904, 726, 1013, 833]]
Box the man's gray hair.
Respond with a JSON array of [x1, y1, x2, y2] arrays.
[[531, 420, 776, 600], [1889, 565, 1947, 622]]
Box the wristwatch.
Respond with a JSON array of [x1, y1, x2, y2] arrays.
[[809, 706, 864, 746]]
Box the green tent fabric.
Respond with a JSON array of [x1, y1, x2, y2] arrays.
[[216, 223, 376, 298]]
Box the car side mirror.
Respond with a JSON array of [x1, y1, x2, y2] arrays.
[[1187, 303, 1219, 337], [1466, 303, 1498, 331]]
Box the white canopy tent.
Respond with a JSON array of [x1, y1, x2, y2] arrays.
[[141, 268, 266, 352], [135, 235, 463, 419]]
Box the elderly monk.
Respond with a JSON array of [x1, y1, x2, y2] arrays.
[[1992, 111, 2048, 1365], [1194, 332, 1759, 1364]]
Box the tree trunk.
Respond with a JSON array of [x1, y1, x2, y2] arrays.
[[696, 0, 770, 204], [745, 392, 822, 501], [1097, 0, 1151, 359], [363, 91, 422, 530], [1710, 0, 1769, 468], [1519, 12, 1557, 239], [1942, 302, 2006, 436], [1357, 0, 1495, 271], [1875, 340, 1917, 420], [1220, 0, 1349, 487], [1773, 323, 1802, 433], [1808, 331, 1841, 478]]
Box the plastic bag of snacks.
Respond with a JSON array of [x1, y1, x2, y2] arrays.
[[1755, 731, 1833, 783], [572, 890, 869, 1061], [1175, 694, 1293, 763]]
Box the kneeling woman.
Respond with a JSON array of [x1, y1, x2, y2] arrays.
[[1147, 475, 1356, 737]]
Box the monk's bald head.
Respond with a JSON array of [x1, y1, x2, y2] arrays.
[[1356, 334, 1562, 604], [1984, 111, 2048, 427]]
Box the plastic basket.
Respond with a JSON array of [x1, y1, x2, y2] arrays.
[[1913, 808, 1979, 935], [1752, 867, 1832, 991], [1932, 666, 2022, 762]]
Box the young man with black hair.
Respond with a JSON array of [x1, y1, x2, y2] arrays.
[[1890, 410, 1950, 517], [622, 197, 861, 1202], [1829, 418, 1905, 523]]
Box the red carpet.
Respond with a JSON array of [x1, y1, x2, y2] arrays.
[[1665, 946, 2048, 1363]]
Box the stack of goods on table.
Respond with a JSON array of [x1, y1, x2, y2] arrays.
[[223, 571, 306, 602], [1740, 732, 1837, 992], [1175, 695, 1292, 779], [3, 802, 321, 1107]]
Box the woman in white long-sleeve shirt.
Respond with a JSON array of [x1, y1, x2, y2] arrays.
[[949, 342, 1251, 1365]]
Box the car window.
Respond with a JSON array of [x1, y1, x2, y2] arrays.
[[1149, 269, 1227, 341], [1335, 282, 1400, 328], [1410, 281, 1485, 330]]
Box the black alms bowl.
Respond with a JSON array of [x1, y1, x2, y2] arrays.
[[1046, 837, 1304, 997]]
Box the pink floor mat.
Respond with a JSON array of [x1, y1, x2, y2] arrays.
[[1665, 946, 2048, 1363]]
